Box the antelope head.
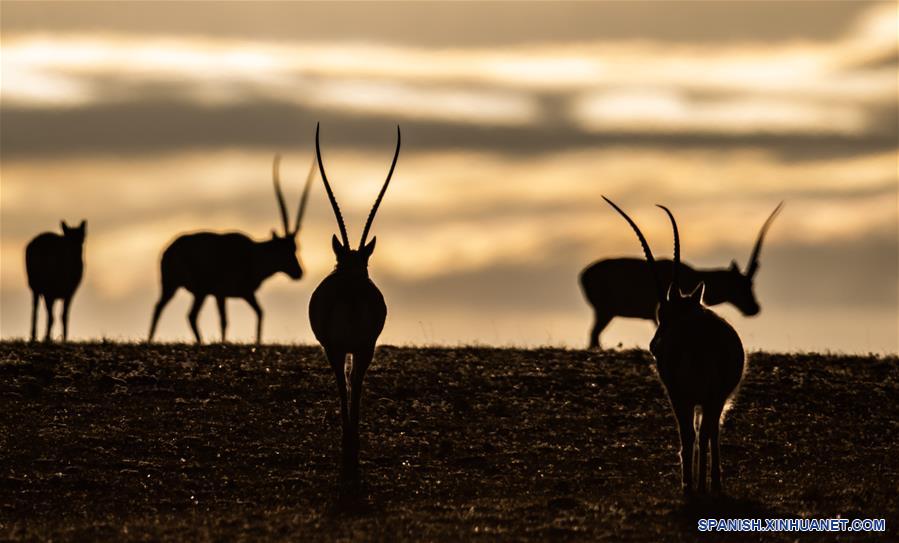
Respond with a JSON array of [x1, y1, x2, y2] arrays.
[[61, 220, 87, 246], [602, 198, 703, 329], [655, 204, 705, 325], [701, 203, 783, 315], [269, 154, 316, 280], [314, 122, 401, 278]]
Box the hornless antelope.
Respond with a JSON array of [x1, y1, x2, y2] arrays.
[[25, 220, 86, 342], [579, 203, 782, 349], [604, 197, 744, 495], [309, 123, 400, 480], [148, 156, 314, 344]]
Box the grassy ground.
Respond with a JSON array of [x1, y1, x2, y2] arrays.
[[0, 341, 896, 541]]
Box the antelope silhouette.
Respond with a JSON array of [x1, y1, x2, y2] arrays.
[[308, 123, 400, 480], [580, 203, 782, 349], [605, 197, 744, 495], [25, 220, 86, 342], [148, 156, 314, 344]]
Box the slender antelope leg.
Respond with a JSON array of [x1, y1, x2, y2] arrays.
[[698, 409, 712, 494], [674, 403, 695, 494], [215, 296, 228, 343], [692, 409, 701, 490], [30, 292, 39, 342], [43, 297, 55, 342], [347, 347, 374, 477], [62, 296, 72, 342], [187, 294, 207, 344], [706, 404, 725, 494], [326, 348, 351, 476], [149, 286, 176, 342], [244, 294, 263, 344], [588, 310, 613, 350]]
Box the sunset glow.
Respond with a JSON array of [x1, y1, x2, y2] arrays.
[[1, 1, 896, 352]]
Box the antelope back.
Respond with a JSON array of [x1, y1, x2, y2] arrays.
[[309, 270, 387, 351]]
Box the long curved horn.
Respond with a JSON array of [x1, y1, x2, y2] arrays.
[[603, 196, 665, 303], [291, 156, 316, 237], [359, 125, 401, 248], [272, 154, 290, 236], [746, 201, 784, 277], [314, 123, 350, 247], [656, 205, 680, 295]]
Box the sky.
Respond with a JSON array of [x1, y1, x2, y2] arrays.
[[1, 1, 896, 352]]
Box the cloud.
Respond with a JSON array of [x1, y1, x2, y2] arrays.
[[2, 97, 895, 162], [3, 147, 895, 289], [0, 2, 880, 46], [1, 2, 894, 134], [572, 91, 868, 136]]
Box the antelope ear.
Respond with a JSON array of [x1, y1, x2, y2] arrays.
[[730, 259, 740, 272], [331, 234, 344, 256], [79, 220, 87, 232], [60, 221, 69, 233], [690, 282, 705, 303], [362, 236, 377, 257]]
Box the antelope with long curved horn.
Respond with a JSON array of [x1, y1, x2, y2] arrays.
[[148, 155, 315, 344], [604, 197, 745, 495], [309, 123, 400, 481], [580, 203, 783, 349]]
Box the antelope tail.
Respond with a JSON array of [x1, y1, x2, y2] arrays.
[[344, 353, 354, 399]]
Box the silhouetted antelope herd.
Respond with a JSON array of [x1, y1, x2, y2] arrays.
[[22, 123, 783, 492]]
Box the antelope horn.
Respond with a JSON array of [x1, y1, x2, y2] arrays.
[[314, 123, 350, 247], [746, 201, 784, 278], [656, 205, 680, 296], [359, 125, 401, 248], [604, 196, 665, 303], [291, 156, 317, 236], [272, 154, 290, 236]]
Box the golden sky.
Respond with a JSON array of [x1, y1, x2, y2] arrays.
[[1, 1, 896, 352]]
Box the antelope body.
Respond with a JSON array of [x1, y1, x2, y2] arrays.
[[605, 197, 745, 495], [580, 203, 781, 349], [25, 220, 86, 342], [148, 156, 313, 344], [309, 123, 399, 480]]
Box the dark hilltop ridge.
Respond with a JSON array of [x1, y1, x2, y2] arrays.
[[1, 341, 896, 541]]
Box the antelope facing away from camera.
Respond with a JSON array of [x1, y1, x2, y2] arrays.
[[309, 123, 400, 481], [148, 156, 314, 344], [605, 197, 744, 495], [25, 220, 86, 342], [580, 203, 782, 349]]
